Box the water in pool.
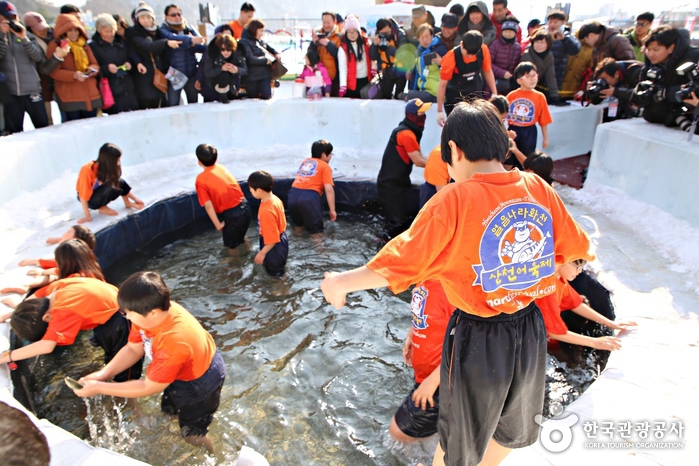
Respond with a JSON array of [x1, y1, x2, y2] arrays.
[[25, 213, 607, 465]]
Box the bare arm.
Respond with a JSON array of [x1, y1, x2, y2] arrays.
[[437, 79, 448, 112], [78, 199, 92, 224], [76, 377, 169, 398], [0, 340, 57, 365], [484, 68, 497, 96], [548, 331, 621, 351], [541, 124, 549, 149], [324, 184, 336, 221], [408, 150, 428, 168], [203, 200, 224, 230], [412, 364, 441, 410], [80, 341, 145, 382], [321, 266, 390, 309], [571, 302, 636, 331]]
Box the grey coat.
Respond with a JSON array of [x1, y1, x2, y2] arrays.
[[0, 30, 46, 95], [521, 46, 559, 100]]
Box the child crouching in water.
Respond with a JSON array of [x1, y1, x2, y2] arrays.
[[76, 143, 144, 224], [73, 271, 225, 453]]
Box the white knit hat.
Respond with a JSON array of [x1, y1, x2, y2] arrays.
[[134, 2, 155, 21], [344, 14, 361, 33]]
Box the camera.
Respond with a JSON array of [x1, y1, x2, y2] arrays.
[[586, 78, 610, 101], [633, 65, 665, 107], [378, 32, 390, 50], [675, 62, 699, 101], [8, 19, 24, 33], [315, 32, 326, 39]]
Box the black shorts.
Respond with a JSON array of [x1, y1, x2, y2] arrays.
[[437, 302, 546, 466], [83, 179, 132, 210], [259, 231, 288, 278], [161, 351, 226, 438], [394, 381, 440, 438], [218, 202, 252, 249], [288, 187, 324, 233], [91, 311, 143, 383]]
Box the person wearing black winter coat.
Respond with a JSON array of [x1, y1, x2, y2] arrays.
[[203, 34, 247, 103], [238, 20, 279, 100], [90, 16, 138, 115]]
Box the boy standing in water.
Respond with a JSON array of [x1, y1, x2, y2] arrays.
[[74, 271, 225, 453], [194, 143, 252, 250], [321, 100, 592, 466], [247, 171, 289, 277]]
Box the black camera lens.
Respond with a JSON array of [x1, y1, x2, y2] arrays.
[[8, 20, 24, 33]]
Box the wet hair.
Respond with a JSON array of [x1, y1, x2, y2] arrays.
[[54, 239, 105, 281], [195, 143, 218, 167], [72, 225, 96, 250], [594, 57, 619, 79], [449, 4, 465, 17], [247, 170, 274, 192], [530, 28, 552, 49], [0, 401, 50, 466], [489, 95, 510, 115], [311, 140, 333, 159], [96, 142, 122, 188], [514, 61, 537, 80], [60, 4, 80, 14], [636, 12, 654, 23], [462, 30, 484, 54], [118, 271, 171, 315], [240, 2, 255, 13], [164, 4, 180, 16], [246, 19, 265, 39], [11, 298, 51, 342], [441, 100, 509, 165], [644, 25, 678, 48], [524, 151, 554, 185], [578, 21, 605, 40], [214, 33, 236, 52], [493, 0, 508, 8], [306, 47, 321, 67], [417, 23, 434, 38]]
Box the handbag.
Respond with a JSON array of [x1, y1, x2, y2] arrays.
[[150, 54, 168, 94], [270, 60, 288, 81], [360, 72, 383, 100], [99, 77, 115, 109]]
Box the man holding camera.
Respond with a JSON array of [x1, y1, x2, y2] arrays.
[[313, 11, 342, 96], [587, 58, 643, 121], [633, 25, 699, 132], [546, 9, 580, 89], [370, 17, 408, 99], [0, 1, 49, 133]]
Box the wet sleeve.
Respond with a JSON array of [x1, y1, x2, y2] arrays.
[[41, 309, 82, 346], [146, 344, 189, 384], [396, 130, 421, 153], [559, 282, 584, 311]]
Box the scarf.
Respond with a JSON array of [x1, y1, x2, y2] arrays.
[[68, 36, 89, 73], [166, 19, 185, 32], [404, 114, 426, 131], [534, 49, 549, 60], [467, 20, 485, 33]]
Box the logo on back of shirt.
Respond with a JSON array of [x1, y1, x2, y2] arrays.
[[411, 286, 429, 330], [473, 202, 555, 293], [508, 98, 535, 125], [296, 159, 318, 177]]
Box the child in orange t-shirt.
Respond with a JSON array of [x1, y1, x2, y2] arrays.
[[247, 171, 289, 277], [72, 272, 224, 453], [389, 280, 455, 442], [505, 62, 553, 167], [2, 275, 143, 383], [194, 144, 252, 249], [536, 259, 636, 351], [76, 143, 144, 224], [420, 145, 451, 208], [288, 140, 336, 234], [321, 100, 593, 466]]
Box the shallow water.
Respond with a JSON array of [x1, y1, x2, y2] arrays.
[[28, 213, 604, 465]]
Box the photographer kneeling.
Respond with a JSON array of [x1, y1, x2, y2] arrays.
[[632, 26, 699, 131], [587, 58, 642, 121]]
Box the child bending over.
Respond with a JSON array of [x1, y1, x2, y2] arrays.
[[247, 171, 289, 277]]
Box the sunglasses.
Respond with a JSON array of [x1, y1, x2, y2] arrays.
[[635, 21, 650, 27], [168, 12, 182, 17]]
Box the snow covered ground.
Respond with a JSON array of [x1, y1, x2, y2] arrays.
[[1, 95, 697, 465]]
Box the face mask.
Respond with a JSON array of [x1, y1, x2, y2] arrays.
[[145, 25, 157, 32], [502, 35, 516, 44], [167, 19, 183, 26], [406, 113, 427, 127]]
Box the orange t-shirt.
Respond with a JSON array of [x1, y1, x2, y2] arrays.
[[410, 280, 456, 383], [423, 146, 450, 187], [291, 158, 333, 195], [258, 194, 287, 246], [440, 44, 492, 81], [367, 171, 593, 317], [396, 130, 421, 164], [41, 277, 119, 346], [39, 258, 57, 269], [128, 302, 216, 384], [76, 161, 99, 201], [536, 276, 584, 335], [195, 164, 245, 214], [228, 19, 244, 40], [506, 88, 553, 128]]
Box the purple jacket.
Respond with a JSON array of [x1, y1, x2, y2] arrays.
[[488, 37, 522, 78]]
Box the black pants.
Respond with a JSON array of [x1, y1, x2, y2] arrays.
[[138, 97, 163, 110], [3, 93, 48, 134], [218, 202, 251, 249], [246, 78, 272, 100], [345, 78, 369, 98], [91, 312, 143, 382], [380, 74, 407, 99], [64, 109, 98, 122], [259, 231, 288, 277], [377, 184, 412, 239], [288, 188, 324, 233], [86, 179, 132, 210]]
